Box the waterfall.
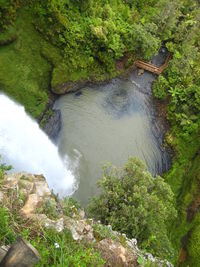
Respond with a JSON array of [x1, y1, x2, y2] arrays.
[[0, 94, 75, 197]]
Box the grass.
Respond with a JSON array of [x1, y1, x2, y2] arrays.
[[0, 7, 116, 116], [0, 8, 54, 119], [187, 212, 200, 266], [32, 228, 104, 267], [41, 43, 115, 94], [0, 206, 104, 267], [164, 129, 200, 265], [0, 165, 105, 267]]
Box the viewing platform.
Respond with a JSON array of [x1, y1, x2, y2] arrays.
[[135, 53, 171, 75]]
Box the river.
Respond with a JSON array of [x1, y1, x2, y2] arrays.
[[55, 50, 171, 205]]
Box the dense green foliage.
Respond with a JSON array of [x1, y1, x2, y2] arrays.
[[154, 2, 200, 136], [0, 0, 180, 117], [0, 0, 18, 30], [152, 1, 200, 265], [88, 158, 177, 260], [0, 9, 54, 119], [1, 0, 200, 265], [32, 0, 161, 85]]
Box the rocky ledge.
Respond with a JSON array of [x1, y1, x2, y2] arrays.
[[42, 109, 62, 141], [0, 172, 173, 267]]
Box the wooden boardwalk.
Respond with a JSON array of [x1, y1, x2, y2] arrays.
[[135, 53, 171, 75]]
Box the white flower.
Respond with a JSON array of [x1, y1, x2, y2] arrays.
[[54, 242, 60, 249]]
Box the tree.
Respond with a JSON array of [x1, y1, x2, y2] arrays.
[[88, 158, 177, 260]]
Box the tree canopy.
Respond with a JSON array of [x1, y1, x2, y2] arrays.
[[88, 158, 177, 260]]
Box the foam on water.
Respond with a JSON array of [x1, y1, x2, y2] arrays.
[[0, 94, 75, 197]]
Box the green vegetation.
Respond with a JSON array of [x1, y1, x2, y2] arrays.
[[40, 108, 54, 128], [0, 156, 11, 180], [0, 206, 104, 266], [0, 0, 18, 31], [0, 8, 54, 119], [0, 0, 179, 117], [88, 158, 177, 261], [32, 0, 161, 86], [1, 0, 200, 265], [152, 1, 200, 265], [0, 161, 104, 267]]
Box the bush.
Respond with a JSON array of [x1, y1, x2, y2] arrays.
[[153, 75, 169, 100], [0, 207, 16, 245], [32, 229, 104, 267], [88, 158, 177, 260], [187, 219, 200, 266], [0, 156, 12, 180]]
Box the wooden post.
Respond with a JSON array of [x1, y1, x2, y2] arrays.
[[0, 247, 7, 263], [0, 237, 40, 267]]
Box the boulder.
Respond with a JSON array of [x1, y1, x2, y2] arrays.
[[64, 217, 94, 242], [96, 238, 138, 267], [137, 68, 144, 76], [1, 173, 52, 218], [52, 81, 87, 95], [43, 109, 62, 141], [0, 172, 173, 267], [34, 214, 64, 233], [20, 194, 41, 217]]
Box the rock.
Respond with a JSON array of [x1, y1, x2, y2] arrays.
[[35, 215, 64, 232], [64, 217, 94, 242], [0, 191, 4, 203], [74, 91, 82, 97], [52, 81, 87, 95], [0, 246, 9, 262], [96, 238, 138, 267], [107, 225, 112, 231], [18, 179, 34, 195], [0, 172, 173, 267], [19, 174, 52, 217], [138, 68, 144, 76], [79, 210, 85, 219], [126, 238, 138, 251], [43, 109, 62, 141], [20, 194, 41, 217], [145, 252, 156, 263], [84, 224, 91, 233], [2, 173, 52, 218], [34, 176, 51, 198], [88, 218, 94, 224]]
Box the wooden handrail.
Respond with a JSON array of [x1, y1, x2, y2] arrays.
[[135, 53, 171, 75]]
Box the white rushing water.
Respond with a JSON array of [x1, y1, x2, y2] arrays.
[[0, 94, 75, 196]]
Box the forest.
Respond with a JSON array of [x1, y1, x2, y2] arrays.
[[0, 0, 200, 266]]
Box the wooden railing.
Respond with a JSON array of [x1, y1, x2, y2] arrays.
[[135, 53, 171, 75]]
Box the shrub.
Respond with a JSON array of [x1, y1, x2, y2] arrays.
[[0, 207, 16, 244], [32, 229, 104, 267], [153, 75, 169, 100], [0, 155, 12, 180], [88, 158, 177, 260]]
